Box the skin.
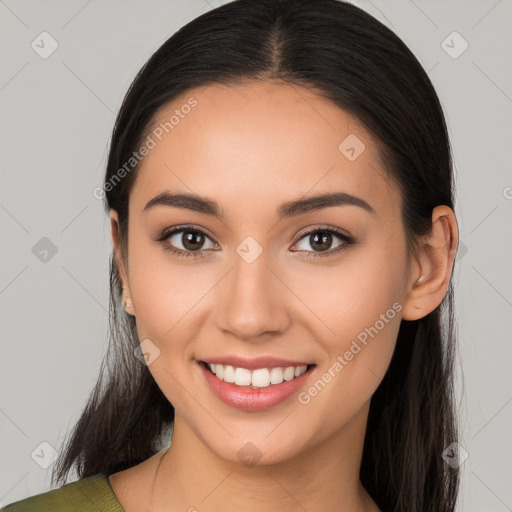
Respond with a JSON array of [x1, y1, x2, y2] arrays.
[[108, 80, 458, 512]]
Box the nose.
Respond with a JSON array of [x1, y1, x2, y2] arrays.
[[214, 249, 291, 341]]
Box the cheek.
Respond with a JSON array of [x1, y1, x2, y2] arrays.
[[125, 253, 210, 410], [293, 264, 404, 441], [127, 240, 217, 358], [293, 233, 406, 404], [295, 231, 407, 340]]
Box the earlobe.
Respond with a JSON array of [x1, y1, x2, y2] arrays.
[[401, 206, 458, 321]]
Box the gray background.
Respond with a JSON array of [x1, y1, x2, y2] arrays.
[[1, 0, 511, 510]]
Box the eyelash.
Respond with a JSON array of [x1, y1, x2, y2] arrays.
[[155, 225, 356, 260]]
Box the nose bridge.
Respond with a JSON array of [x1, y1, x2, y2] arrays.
[[214, 239, 290, 339]]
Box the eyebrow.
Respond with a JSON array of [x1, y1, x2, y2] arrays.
[[143, 191, 375, 219]]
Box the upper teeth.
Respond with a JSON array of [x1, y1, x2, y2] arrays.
[[208, 363, 308, 388]]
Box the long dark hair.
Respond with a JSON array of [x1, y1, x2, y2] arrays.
[[51, 1, 460, 510]]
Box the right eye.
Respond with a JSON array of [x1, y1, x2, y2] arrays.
[[157, 226, 218, 259]]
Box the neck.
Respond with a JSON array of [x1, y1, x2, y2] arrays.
[[146, 401, 379, 512]]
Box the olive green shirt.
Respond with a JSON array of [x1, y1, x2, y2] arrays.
[[0, 474, 125, 512]]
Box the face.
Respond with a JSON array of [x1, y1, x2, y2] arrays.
[[113, 80, 415, 466]]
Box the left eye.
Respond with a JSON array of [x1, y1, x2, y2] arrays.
[[292, 228, 353, 255]]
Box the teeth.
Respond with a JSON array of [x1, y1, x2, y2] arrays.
[[223, 365, 235, 383], [234, 367, 252, 386], [251, 368, 270, 388], [283, 366, 295, 381], [207, 363, 308, 389], [270, 367, 284, 385]]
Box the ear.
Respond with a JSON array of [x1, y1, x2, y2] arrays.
[[110, 210, 135, 316], [402, 205, 459, 321]]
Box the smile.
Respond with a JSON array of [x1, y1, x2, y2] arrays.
[[197, 360, 317, 411]]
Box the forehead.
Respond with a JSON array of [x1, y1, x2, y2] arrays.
[[130, 81, 399, 220]]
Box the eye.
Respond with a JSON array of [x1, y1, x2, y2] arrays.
[[291, 226, 355, 258], [156, 226, 218, 259]]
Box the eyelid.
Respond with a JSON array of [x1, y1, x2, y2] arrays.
[[294, 224, 352, 241], [157, 224, 218, 244]]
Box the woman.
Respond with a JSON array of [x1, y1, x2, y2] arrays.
[[1, 0, 460, 510]]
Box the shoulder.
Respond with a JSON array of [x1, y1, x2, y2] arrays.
[[0, 473, 125, 512]]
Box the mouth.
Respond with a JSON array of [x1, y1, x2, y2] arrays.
[[197, 359, 317, 411]]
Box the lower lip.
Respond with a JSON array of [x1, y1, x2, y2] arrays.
[[197, 361, 316, 411]]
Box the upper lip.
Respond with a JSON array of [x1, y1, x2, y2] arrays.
[[199, 355, 313, 370]]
